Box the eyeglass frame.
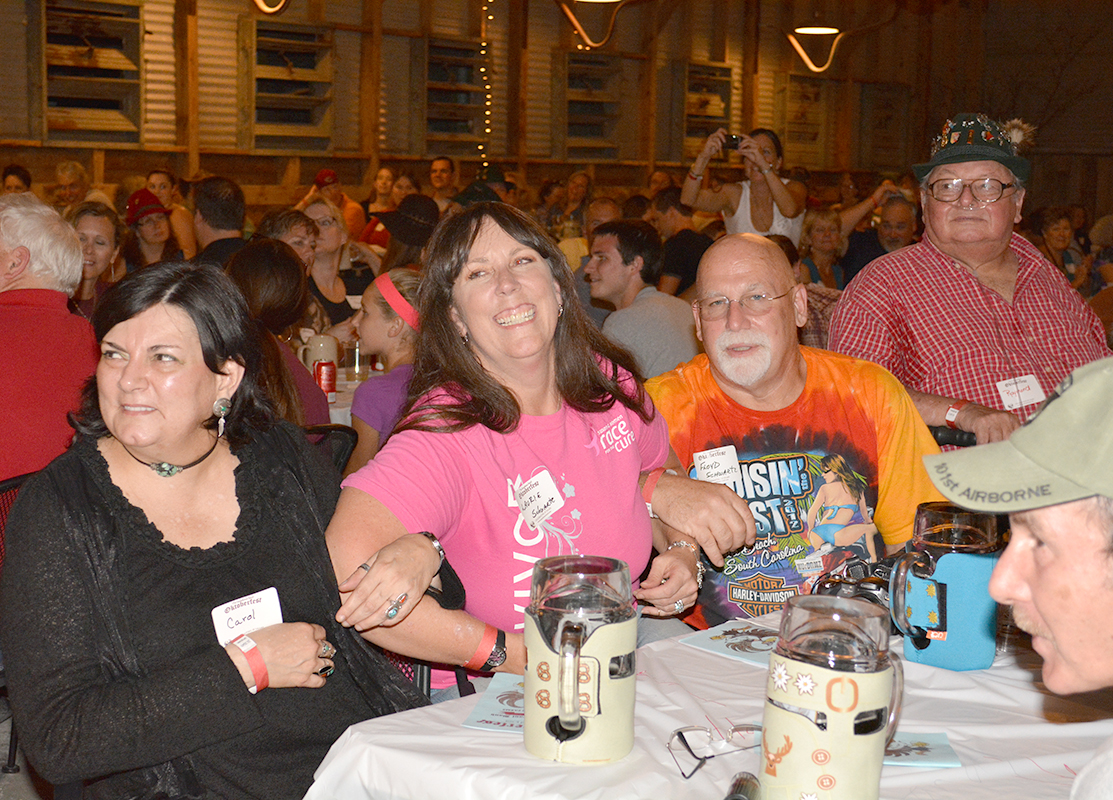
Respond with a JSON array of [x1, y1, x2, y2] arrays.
[[692, 287, 795, 322], [666, 724, 762, 779], [926, 177, 1017, 204]]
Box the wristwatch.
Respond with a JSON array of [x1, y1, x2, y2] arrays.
[[480, 629, 507, 671], [419, 531, 445, 565]]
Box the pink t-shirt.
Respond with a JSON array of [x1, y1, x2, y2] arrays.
[[342, 384, 668, 687]]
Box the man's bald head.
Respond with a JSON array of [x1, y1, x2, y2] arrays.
[[696, 233, 797, 297]]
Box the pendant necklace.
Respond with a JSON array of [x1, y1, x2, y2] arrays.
[[120, 437, 220, 477]]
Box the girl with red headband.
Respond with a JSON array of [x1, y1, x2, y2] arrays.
[[345, 269, 421, 473]]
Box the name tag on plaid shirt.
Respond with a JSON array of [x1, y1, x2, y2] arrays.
[[995, 374, 1046, 411]]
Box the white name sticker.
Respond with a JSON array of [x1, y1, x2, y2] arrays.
[[514, 469, 565, 531], [694, 445, 744, 489], [211, 586, 283, 646], [995, 374, 1046, 411]]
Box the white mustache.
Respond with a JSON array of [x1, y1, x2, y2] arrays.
[[716, 331, 770, 352]]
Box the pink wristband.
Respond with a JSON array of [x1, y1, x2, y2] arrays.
[[464, 624, 499, 671], [232, 634, 269, 694]]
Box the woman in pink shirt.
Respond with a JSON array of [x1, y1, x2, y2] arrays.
[[326, 203, 708, 698]]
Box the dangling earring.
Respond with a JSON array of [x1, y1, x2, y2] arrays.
[[461, 331, 469, 345], [558, 303, 564, 318], [213, 398, 231, 438]]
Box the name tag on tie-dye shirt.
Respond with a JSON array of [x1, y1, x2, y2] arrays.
[[694, 445, 743, 490]]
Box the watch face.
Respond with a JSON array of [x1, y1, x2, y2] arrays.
[[487, 647, 507, 668]]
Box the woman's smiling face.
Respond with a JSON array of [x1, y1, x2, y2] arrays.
[[450, 217, 562, 385]]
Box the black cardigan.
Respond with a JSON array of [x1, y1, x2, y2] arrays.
[[0, 422, 425, 799]]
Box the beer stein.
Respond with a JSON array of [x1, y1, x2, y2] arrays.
[[523, 555, 637, 764], [759, 595, 902, 800], [298, 333, 339, 372], [890, 502, 1002, 671]]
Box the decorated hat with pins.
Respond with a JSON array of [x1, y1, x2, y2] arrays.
[[912, 113, 1034, 183]]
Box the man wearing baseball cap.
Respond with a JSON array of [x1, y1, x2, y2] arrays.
[[924, 356, 1113, 798], [296, 168, 366, 239], [831, 113, 1109, 446]]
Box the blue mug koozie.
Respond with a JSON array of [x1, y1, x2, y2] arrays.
[[891, 549, 1000, 670]]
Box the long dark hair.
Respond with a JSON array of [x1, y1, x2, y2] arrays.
[[227, 239, 311, 426], [398, 201, 650, 435], [73, 261, 275, 447], [121, 217, 180, 269]]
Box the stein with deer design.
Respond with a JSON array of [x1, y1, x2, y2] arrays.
[[758, 595, 903, 800]]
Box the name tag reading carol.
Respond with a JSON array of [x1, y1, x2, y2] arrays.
[[211, 586, 283, 647], [515, 469, 564, 531]]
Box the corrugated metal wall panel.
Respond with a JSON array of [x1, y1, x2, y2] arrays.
[[383, 0, 421, 31], [332, 29, 361, 151], [0, 2, 32, 139], [196, 0, 241, 149], [689, 3, 712, 63], [380, 34, 415, 154], [525, 1, 558, 159], [142, 0, 176, 147], [430, 0, 467, 38]]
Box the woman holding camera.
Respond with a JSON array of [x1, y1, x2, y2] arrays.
[[681, 128, 807, 246]]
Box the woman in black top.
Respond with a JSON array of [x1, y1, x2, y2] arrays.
[[0, 262, 424, 799]]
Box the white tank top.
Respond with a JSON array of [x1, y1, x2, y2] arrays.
[[723, 180, 804, 246]]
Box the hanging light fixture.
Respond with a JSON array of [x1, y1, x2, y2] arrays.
[[784, 6, 899, 73], [553, 0, 651, 50], [479, 1, 494, 168], [252, 0, 289, 14]]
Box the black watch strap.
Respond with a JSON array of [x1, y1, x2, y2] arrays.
[[480, 629, 507, 671]]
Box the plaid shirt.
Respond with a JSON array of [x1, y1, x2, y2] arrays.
[[828, 234, 1110, 420]]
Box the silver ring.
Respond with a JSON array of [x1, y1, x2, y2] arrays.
[[316, 664, 334, 678], [673, 599, 685, 614], [319, 641, 334, 659], [385, 592, 408, 619], [357, 563, 370, 572]]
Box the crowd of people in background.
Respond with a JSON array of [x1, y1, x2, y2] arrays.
[[2, 112, 1113, 797]]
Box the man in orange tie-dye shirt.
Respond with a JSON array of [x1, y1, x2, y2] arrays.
[[646, 234, 942, 627]]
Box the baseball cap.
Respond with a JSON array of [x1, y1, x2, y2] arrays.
[[924, 357, 1113, 513], [314, 169, 339, 189]]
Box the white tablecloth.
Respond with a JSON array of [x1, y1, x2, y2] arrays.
[[328, 381, 357, 427], [305, 636, 1113, 800]]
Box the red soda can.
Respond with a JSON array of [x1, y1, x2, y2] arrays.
[[313, 360, 337, 403]]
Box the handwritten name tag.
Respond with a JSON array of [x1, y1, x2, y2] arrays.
[[514, 469, 565, 531], [995, 374, 1046, 411], [211, 586, 283, 646], [694, 445, 743, 489]]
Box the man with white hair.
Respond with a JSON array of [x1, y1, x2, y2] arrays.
[[922, 356, 1113, 798], [0, 194, 98, 480], [646, 233, 941, 626], [53, 160, 112, 215], [830, 113, 1110, 444]]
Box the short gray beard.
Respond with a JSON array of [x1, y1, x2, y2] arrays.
[[711, 330, 772, 388]]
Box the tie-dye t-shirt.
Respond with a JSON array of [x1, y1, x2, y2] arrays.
[[646, 347, 942, 626]]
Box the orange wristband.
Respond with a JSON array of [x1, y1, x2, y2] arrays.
[[464, 624, 499, 671], [945, 400, 969, 429], [642, 467, 668, 505], [231, 634, 269, 694]]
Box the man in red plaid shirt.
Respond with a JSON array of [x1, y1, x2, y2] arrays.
[[830, 113, 1109, 445]]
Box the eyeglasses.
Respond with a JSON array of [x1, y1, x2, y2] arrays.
[[313, 216, 338, 229], [693, 289, 794, 321], [927, 177, 1016, 203], [667, 724, 761, 779]]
